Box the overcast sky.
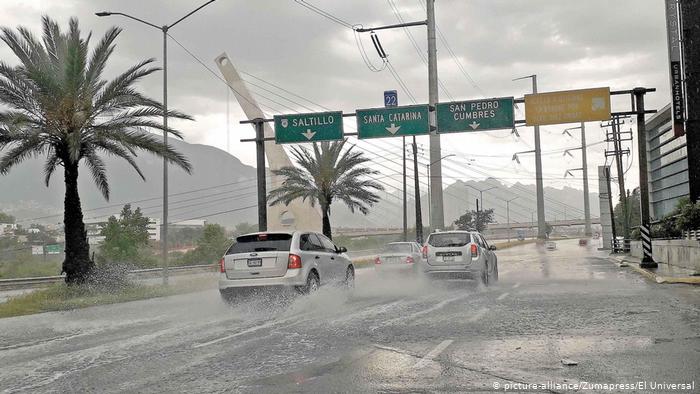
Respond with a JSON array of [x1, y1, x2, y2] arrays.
[[1, 0, 672, 197]]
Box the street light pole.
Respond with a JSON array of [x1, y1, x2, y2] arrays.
[[514, 74, 546, 239], [563, 123, 592, 236], [96, 0, 217, 285]]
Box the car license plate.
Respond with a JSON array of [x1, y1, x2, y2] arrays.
[[247, 258, 262, 267], [442, 255, 454, 262]]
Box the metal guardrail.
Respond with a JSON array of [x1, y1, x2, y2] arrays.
[[612, 238, 631, 253], [0, 264, 216, 291]]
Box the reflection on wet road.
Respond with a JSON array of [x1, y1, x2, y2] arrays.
[[1, 239, 699, 393]]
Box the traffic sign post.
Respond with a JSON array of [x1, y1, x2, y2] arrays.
[[356, 104, 430, 139], [273, 111, 344, 144], [436, 97, 515, 133], [524, 87, 611, 126]]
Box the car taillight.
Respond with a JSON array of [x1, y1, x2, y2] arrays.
[[422, 245, 428, 259], [374, 256, 381, 265], [219, 257, 226, 273], [470, 243, 478, 257], [406, 256, 414, 264], [288, 254, 302, 269]]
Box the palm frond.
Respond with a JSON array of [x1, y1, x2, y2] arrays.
[[83, 147, 109, 200], [0, 16, 193, 201]]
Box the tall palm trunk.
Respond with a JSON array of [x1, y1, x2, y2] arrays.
[[321, 202, 332, 240], [62, 161, 93, 284]]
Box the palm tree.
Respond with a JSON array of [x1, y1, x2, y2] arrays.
[[0, 17, 192, 284], [268, 140, 384, 240]]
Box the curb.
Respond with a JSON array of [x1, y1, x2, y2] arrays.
[[609, 256, 700, 285]]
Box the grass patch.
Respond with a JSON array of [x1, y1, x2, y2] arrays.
[[0, 277, 215, 319], [0, 259, 63, 279]]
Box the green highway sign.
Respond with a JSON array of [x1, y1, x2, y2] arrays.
[[437, 97, 514, 133], [45, 244, 62, 255], [274, 111, 344, 144], [356, 104, 430, 139]]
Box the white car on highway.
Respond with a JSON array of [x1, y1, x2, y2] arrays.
[[374, 241, 422, 275], [421, 230, 498, 285], [219, 231, 354, 303]]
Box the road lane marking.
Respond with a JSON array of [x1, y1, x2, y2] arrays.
[[192, 316, 298, 349], [497, 292, 510, 300], [413, 339, 454, 369], [369, 294, 469, 331], [512, 282, 521, 289], [467, 307, 489, 323]]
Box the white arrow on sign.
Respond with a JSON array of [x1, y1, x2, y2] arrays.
[[385, 123, 401, 135], [302, 129, 316, 140], [469, 121, 480, 130]]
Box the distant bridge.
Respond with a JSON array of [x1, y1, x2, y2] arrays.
[[487, 218, 601, 230], [334, 218, 601, 237]]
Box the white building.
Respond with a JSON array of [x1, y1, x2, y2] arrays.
[[147, 218, 160, 242]]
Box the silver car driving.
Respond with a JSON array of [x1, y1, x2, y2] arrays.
[[374, 241, 422, 275], [219, 231, 354, 302], [420, 230, 498, 285]]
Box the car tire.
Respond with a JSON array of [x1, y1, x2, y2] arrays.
[[479, 265, 490, 287], [345, 266, 355, 289], [491, 260, 499, 282], [297, 271, 320, 294], [219, 289, 237, 305]]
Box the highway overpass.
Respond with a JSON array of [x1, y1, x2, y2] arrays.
[[334, 218, 601, 238]]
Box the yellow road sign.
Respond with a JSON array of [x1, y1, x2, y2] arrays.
[[524, 87, 611, 126]]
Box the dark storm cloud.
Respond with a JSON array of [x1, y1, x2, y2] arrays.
[[1, 0, 672, 191]]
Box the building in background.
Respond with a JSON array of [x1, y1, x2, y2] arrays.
[[147, 218, 206, 242], [646, 104, 689, 219]]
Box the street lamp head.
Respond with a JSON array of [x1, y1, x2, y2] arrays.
[[95, 12, 112, 17]]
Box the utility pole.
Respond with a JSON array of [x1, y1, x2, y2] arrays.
[[506, 197, 518, 242], [613, 117, 630, 239], [96, 0, 217, 285], [634, 88, 658, 268], [426, 0, 445, 232], [681, 0, 700, 202], [580, 122, 591, 236], [514, 75, 546, 239], [413, 137, 423, 243], [403, 137, 407, 241], [602, 116, 632, 240], [605, 166, 617, 248]]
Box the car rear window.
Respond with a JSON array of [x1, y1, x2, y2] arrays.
[[226, 233, 293, 254], [427, 233, 472, 247], [383, 243, 412, 253]]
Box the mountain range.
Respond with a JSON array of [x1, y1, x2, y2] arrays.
[[0, 137, 599, 229]]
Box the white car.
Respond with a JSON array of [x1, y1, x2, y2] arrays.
[[374, 241, 422, 275], [420, 230, 498, 285], [219, 231, 354, 303]]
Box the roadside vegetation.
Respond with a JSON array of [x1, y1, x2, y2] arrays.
[[0, 277, 215, 319], [268, 139, 384, 240], [0, 17, 192, 284]]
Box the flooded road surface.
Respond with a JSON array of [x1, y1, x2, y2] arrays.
[[1, 239, 699, 393]]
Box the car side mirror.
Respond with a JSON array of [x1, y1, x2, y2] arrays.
[[337, 246, 347, 253], [489, 245, 497, 251]]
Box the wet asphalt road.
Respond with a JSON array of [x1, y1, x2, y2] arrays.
[[1, 239, 699, 393]]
